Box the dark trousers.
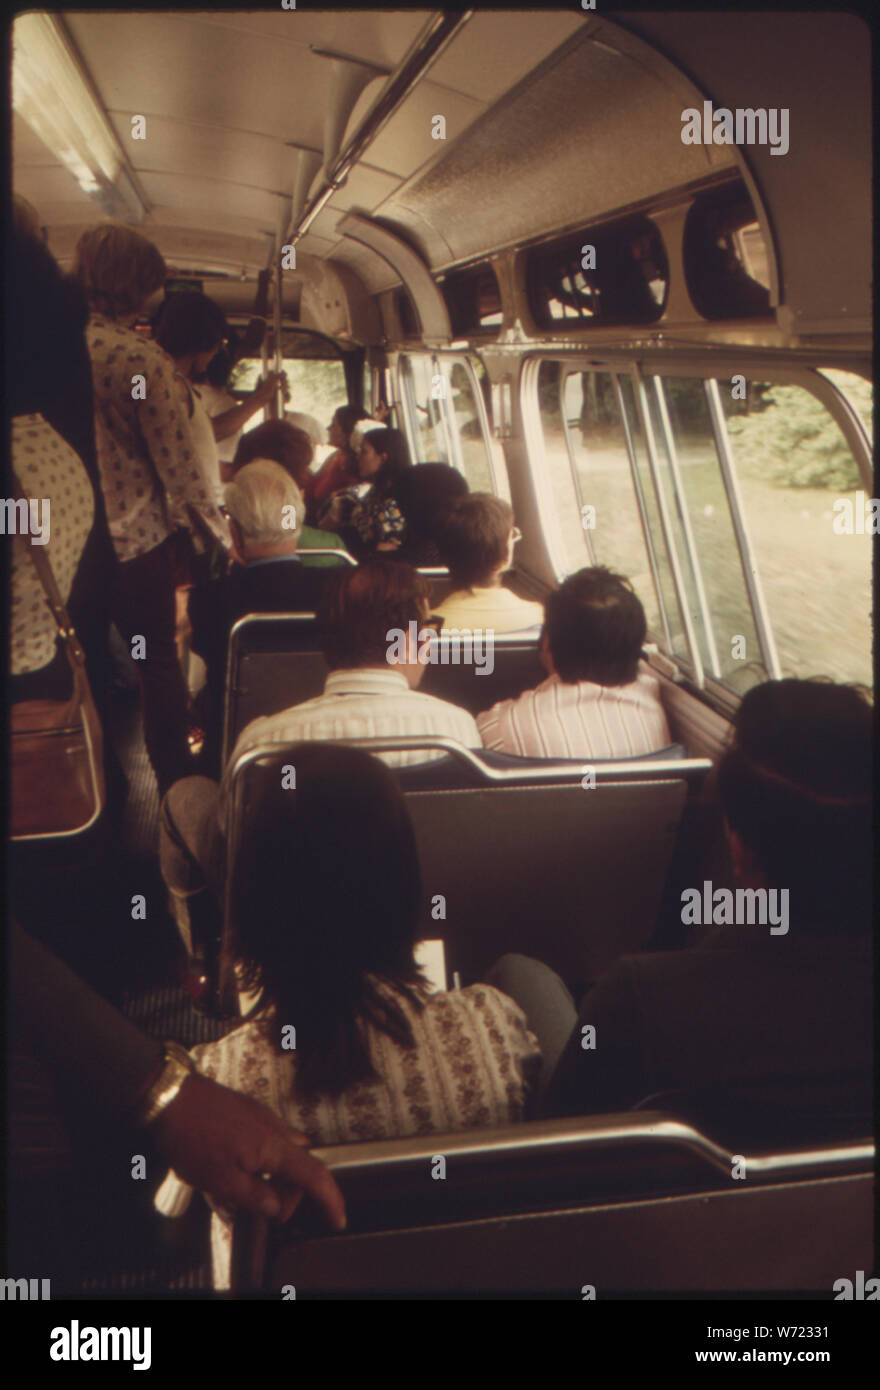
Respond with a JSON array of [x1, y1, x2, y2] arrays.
[[111, 535, 192, 796]]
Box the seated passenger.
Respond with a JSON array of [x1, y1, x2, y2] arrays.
[[309, 404, 362, 509], [320, 428, 412, 557], [187, 460, 331, 775], [394, 462, 469, 567], [159, 561, 482, 956], [231, 421, 349, 566], [477, 567, 670, 759], [434, 495, 544, 633], [155, 743, 540, 1289], [490, 679, 873, 1126]]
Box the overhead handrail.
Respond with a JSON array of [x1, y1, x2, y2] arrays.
[[285, 12, 473, 247]]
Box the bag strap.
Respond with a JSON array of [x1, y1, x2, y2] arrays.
[[12, 474, 88, 673]]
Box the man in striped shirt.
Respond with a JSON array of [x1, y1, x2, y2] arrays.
[[476, 567, 671, 760]]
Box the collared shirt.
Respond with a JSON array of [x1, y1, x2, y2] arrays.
[[436, 585, 544, 634], [198, 382, 242, 464], [225, 666, 482, 800], [85, 315, 228, 563], [10, 414, 94, 675], [154, 976, 541, 1288], [477, 665, 672, 760]]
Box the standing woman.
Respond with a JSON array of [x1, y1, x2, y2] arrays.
[[322, 427, 413, 557], [74, 224, 230, 795]]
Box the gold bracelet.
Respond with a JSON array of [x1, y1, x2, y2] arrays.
[[132, 1042, 196, 1128]]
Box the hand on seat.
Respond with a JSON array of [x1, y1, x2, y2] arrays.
[[152, 1072, 347, 1229]]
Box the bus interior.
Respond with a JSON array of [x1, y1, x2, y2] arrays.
[[6, 5, 875, 1305]]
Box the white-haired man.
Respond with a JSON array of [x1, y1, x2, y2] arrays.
[[188, 459, 332, 772]]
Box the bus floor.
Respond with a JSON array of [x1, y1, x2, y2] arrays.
[[9, 684, 239, 1296]]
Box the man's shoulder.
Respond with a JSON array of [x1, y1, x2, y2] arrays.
[[407, 685, 480, 724]]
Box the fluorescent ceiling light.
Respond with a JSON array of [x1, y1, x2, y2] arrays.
[[13, 12, 144, 218]]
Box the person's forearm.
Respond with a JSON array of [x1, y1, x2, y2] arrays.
[[11, 922, 164, 1118], [211, 397, 266, 442]]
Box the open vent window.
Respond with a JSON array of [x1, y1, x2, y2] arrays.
[[436, 263, 503, 337], [527, 216, 668, 330], [683, 183, 773, 320]]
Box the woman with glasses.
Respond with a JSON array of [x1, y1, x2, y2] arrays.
[[433, 493, 544, 633]]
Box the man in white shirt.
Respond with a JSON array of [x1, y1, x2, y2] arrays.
[[477, 567, 671, 760], [159, 560, 480, 960]]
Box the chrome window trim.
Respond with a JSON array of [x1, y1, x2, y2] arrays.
[[631, 365, 705, 688], [520, 355, 574, 586], [612, 372, 674, 652], [704, 378, 783, 680], [650, 376, 723, 679], [559, 368, 597, 566]]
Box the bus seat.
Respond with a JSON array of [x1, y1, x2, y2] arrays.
[[416, 566, 453, 606], [223, 613, 324, 765], [231, 1114, 873, 1294], [219, 738, 711, 1002], [420, 635, 543, 713], [406, 778, 686, 986], [223, 620, 546, 758]]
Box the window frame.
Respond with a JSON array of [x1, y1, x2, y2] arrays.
[[523, 350, 873, 704], [396, 350, 504, 496]]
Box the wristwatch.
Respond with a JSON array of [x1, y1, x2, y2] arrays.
[[132, 1041, 196, 1128]]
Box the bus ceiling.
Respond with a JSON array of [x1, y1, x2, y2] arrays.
[[11, 10, 871, 348]]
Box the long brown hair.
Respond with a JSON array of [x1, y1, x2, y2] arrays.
[[231, 743, 427, 1096]]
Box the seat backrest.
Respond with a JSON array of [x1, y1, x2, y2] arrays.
[[418, 634, 544, 714], [232, 1115, 873, 1294], [406, 778, 687, 984], [223, 620, 545, 755], [220, 737, 709, 999], [223, 613, 324, 763]]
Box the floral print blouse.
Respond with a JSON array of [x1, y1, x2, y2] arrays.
[[155, 977, 541, 1288]]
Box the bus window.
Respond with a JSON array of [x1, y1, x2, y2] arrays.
[[399, 352, 508, 498], [819, 369, 873, 443], [718, 381, 873, 688], [438, 356, 496, 494], [399, 353, 449, 464], [561, 370, 664, 641], [645, 376, 765, 694], [535, 359, 689, 662], [230, 354, 347, 461]]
